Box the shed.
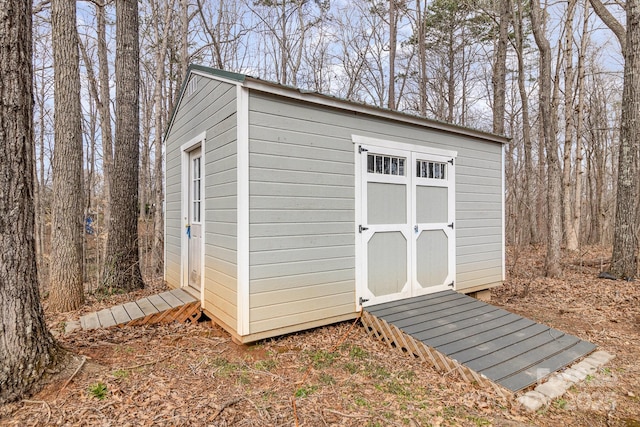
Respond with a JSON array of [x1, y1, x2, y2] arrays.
[[164, 64, 507, 344]]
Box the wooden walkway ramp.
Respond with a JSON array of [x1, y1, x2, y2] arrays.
[[362, 290, 596, 396], [79, 288, 201, 330]]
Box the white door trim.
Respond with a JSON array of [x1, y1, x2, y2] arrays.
[[181, 132, 206, 305], [353, 134, 457, 309], [353, 134, 457, 159], [410, 151, 456, 295]]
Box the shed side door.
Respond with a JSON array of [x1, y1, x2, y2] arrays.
[[187, 147, 203, 293]]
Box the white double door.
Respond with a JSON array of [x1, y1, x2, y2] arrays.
[[358, 143, 456, 307]]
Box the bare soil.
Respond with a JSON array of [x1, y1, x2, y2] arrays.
[[1, 246, 639, 426]]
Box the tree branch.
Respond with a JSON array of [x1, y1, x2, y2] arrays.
[[588, 0, 626, 51]]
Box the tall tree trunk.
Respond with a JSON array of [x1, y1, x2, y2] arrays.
[[140, 96, 151, 220], [97, 2, 113, 243], [180, 0, 189, 82], [512, 0, 538, 245], [611, 0, 640, 278], [49, 0, 85, 311], [0, 0, 59, 403], [35, 66, 47, 279], [103, 0, 144, 291], [152, 0, 174, 274], [447, 30, 455, 123], [590, 0, 640, 278], [531, 0, 563, 277], [492, 0, 509, 135], [388, 0, 397, 110], [572, 1, 590, 249], [563, 0, 578, 251], [416, 0, 427, 116]]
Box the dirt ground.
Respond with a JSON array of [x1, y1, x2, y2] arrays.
[[1, 246, 639, 426]]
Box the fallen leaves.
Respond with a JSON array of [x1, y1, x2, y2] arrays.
[[1, 246, 639, 426]]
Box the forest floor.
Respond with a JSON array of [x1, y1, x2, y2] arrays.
[[1, 246, 639, 426]]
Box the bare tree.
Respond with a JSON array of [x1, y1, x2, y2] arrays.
[[0, 0, 59, 403], [388, 0, 400, 109], [32, 15, 54, 281], [249, 0, 329, 86], [590, 0, 639, 278], [531, 0, 563, 277], [492, 0, 510, 135], [102, 0, 144, 291], [510, 0, 538, 245], [571, 1, 590, 248], [563, 0, 579, 251], [331, 3, 373, 101], [49, 0, 85, 311], [97, 1, 113, 241]]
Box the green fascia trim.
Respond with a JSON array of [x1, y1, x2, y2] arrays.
[[188, 64, 246, 83]]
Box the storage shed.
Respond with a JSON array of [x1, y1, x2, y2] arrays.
[[164, 64, 507, 344]]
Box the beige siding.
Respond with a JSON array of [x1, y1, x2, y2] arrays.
[[247, 92, 503, 334], [164, 75, 238, 328]]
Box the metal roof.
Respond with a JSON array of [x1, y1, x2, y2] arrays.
[[165, 64, 510, 145]]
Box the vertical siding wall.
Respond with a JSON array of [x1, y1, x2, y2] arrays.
[[247, 92, 503, 334], [164, 75, 239, 329]]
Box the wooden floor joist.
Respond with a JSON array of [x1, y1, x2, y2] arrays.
[[79, 288, 201, 331]]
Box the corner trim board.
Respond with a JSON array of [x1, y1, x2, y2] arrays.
[[237, 85, 250, 336]]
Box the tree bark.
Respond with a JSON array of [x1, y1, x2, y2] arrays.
[[49, 0, 85, 311], [563, 0, 578, 251], [611, 0, 640, 278], [511, 0, 538, 245], [590, 0, 639, 278], [492, 0, 509, 135], [0, 0, 59, 403], [97, 2, 113, 244], [416, 0, 427, 116], [589, 0, 626, 51], [531, 0, 563, 277], [152, 0, 174, 274], [388, 0, 397, 110], [102, 0, 144, 291], [571, 1, 590, 250]]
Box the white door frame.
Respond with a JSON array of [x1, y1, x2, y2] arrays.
[[359, 145, 412, 306], [181, 132, 206, 303], [353, 135, 457, 308], [411, 151, 456, 296]]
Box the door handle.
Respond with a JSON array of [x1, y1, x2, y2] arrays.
[[414, 225, 418, 233]]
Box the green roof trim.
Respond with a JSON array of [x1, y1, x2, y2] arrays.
[[188, 64, 246, 83]]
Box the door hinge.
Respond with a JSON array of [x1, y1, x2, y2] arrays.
[[448, 158, 454, 165], [358, 145, 369, 154], [448, 281, 455, 288], [448, 222, 454, 229], [359, 225, 369, 233], [359, 297, 369, 305]]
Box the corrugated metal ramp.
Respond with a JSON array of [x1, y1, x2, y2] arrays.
[[362, 290, 596, 394]]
